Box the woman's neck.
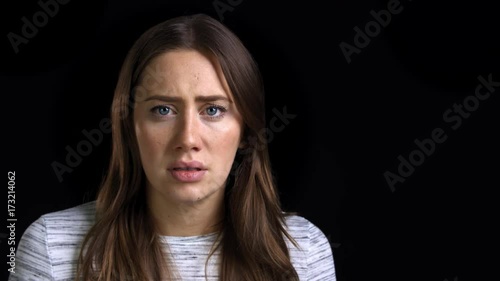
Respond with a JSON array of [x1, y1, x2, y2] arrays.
[[146, 188, 225, 237]]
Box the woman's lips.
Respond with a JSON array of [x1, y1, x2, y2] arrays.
[[169, 168, 206, 182]]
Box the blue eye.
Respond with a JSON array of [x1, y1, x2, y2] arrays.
[[159, 107, 170, 115], [206, 106, 219, 116], [152, 106, 171, 115], [205, 105, 227, 119]]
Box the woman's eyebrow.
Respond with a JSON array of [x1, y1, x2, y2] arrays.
[[195, 95, 230, 103], [143, 94, 231, 103], [143, 95, 182, 102]]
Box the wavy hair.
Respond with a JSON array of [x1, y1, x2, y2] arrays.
[[76, 13, 299, 281]]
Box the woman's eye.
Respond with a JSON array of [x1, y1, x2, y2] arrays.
[[152, 105, 172, 115], [204, 105, 227, 118], [206, 106, 219, 116]]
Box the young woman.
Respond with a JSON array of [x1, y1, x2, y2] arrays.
[[10, 13, 336, 281]]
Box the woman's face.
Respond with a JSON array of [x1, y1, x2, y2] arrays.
[[133, 50, 243, 205]]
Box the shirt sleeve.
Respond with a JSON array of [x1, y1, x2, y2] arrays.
[[307, 221, 336, 281], [8, 217, 54, 281]]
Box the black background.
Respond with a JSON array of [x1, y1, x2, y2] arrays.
[[2, 0, 499, 280]]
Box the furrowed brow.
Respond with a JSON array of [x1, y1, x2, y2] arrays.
[[141, 94, 231, 103], [143, 95, 183, 102], [195, 95, 231, 103]]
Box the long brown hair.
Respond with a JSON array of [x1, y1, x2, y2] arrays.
[[77, 13, 299, 281]]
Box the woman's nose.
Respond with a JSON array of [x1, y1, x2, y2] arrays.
[[173, 112, 202, 152]]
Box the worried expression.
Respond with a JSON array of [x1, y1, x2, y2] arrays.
[[133, 50, 244, 205]]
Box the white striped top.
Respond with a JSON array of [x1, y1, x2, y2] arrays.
[[8, 201, 336, 280]]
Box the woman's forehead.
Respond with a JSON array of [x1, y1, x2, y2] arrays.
[[138, 50, 235, 101]]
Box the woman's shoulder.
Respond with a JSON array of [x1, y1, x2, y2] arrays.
[[283, 214, 336, 280], [284, 214, 326, 237], [29, 200, 96, 235], [23, 200, 97, 247], [12, 201, 97, 280], [283, 214, 333, 253]]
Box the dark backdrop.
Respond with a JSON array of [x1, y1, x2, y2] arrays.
[[2, 0, 499, 280]]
